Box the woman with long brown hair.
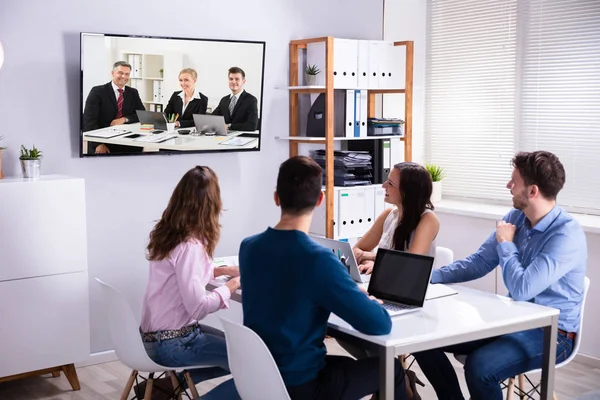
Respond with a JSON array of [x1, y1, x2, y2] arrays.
[[140, 166, 240, 399]]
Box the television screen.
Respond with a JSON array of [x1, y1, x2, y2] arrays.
[[79, 33, 265, 157]]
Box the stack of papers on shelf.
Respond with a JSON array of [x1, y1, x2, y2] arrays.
[[311, 150, 373, 187]]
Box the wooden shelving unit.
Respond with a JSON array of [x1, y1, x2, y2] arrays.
[[285, 37, 414, 238]]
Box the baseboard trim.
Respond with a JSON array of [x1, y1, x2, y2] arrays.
[[574, 353, 600, 368], [75, 350, 118, 368]]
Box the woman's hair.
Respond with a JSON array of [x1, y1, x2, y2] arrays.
[[392, 162, 434, 251], [179, 68, 198, 80], [147, 166, 222, 261]]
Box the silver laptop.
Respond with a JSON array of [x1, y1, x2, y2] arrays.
[[136, 110, 168, 130], [193, 114, 237, 136], [310, 236, 370, 284], [367, 248, 435, 317]]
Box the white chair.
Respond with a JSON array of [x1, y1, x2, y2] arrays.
[[435, 246, 454, 269], [220, 317, 291, 400], [96, 278, 217, 400], [454, 276, 590, 400]]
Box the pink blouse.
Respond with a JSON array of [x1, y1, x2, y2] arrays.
[[140, 239, 230, 332]]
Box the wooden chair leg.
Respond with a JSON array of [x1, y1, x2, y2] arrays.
[[518, 374, 526, 399], [506, 377, 515, 400], [60, 364, 81, 391], [184, 371, 200, 399], [120, 370, 137, 400], [52, 371, 61, 377], [144, 372, 155, 399], [169, 371, 183, 400]]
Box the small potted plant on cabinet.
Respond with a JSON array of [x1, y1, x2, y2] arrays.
[[425, 163, 445, 203], [0, 135, 6, 179], [19, 144, 43, 179], [304, 64, 320, 86], [159, 68, 164, 78]]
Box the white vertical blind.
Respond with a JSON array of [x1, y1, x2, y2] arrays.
[[426, 0, 517, 203], [517, 0, 600, 213]]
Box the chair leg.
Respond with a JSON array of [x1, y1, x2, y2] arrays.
[[144, 372, 155, 399], [506, 377, 515, 400], [184, 370, 199, 399], [169, 371, 183, 400], [518, 374, 526, 400], [61, 364, 81, 391], [52, 371, 61, 377], [120, 370, 137, 400]]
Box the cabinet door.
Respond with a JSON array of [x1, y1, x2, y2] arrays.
[[0, 272, 90, 377]]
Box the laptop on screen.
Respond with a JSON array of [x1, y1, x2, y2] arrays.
[[310, 236, 370, 284], [367, 248, 435, 316], [193, 114, 237, 136], [136, 110, 168, 130]]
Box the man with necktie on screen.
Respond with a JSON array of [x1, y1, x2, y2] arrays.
[[83, 61, 145, 154], [212, 66, 258, 132]]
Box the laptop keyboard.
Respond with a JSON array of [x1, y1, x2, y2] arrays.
[[382, 302, 415, 312]]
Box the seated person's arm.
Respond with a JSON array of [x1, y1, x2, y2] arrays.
[[212, 101, 223, 116], [230, 96, 258, 131], [406, 211, 440, 255], [82, 89, 101, 132], [353, 208, 393, 264], [499, 223, 586, 301], [174, 243, 232, 320], [213, 265, 240, 278], [164, 93, 175, 119], [313, 252, 391, 335], [124, 90, 145, 124]]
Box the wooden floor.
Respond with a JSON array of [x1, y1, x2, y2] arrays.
[[1, 339, 599, 399]]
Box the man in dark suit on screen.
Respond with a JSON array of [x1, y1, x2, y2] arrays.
[[212, 66, 258, 132], [83, 61, 145, 154]]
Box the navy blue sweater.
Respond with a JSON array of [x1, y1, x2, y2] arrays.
[[239, 228, 392, 387]]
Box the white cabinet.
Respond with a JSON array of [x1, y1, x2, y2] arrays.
[[0, 175, 89, 387]]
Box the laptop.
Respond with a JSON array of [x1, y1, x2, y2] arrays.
[[136, 110, 168, 130], [367, 248, 435, 317], [310, 236, 370, 284], [193, 114, 237, 136]]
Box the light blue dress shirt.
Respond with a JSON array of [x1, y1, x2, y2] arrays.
[[432, 206, 587, 332]]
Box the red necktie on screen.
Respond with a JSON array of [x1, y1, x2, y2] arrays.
[[116, 88, 124, 118]]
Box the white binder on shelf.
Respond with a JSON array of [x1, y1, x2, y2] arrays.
[[333, 38, 358, 89], [378, 42, 393, 90], [338, 188, 368, 238], [357, 40, 370, 89], [345, 90, 355, 138], [153, 80, 160, 102], [368, 41, 383, 89], [359, 90, 368, 137], [374, 187, 387, 217], [388, 43, 406, 90], [364, 186, 376, 226]]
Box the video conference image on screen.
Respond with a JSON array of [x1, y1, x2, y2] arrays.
[[79, 33, 266, 157]]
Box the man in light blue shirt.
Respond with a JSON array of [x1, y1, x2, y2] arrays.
[[414, 151, 587, 400]]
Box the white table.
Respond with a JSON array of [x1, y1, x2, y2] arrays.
[[209, 257, 559, 400], [82, 123, 259, 153]]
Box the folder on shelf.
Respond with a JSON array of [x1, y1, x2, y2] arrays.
[[359, 90, 368, 137], [345, 90, 355, 138]]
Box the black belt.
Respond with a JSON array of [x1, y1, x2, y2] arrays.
[[141, 323, 199, 342]]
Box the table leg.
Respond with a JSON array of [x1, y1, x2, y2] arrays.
[[379, 346, 395, 400], [540, 314, 558, 400]]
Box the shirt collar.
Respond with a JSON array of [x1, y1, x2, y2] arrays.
[[111, 82, 124, 93], [528, 205, 561, 232], [230, 89, 244, 100], [178, 89, 201, 100]]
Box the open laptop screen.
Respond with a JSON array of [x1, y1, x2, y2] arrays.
[[368, 248, 434, 307]]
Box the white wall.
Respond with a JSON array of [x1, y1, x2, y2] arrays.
[[383, 0, 427, 163], [0, 0, 383, 354]]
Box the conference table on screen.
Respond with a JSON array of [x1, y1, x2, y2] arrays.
[[82, 123, 259, 153], [209, 255, 559, 400]]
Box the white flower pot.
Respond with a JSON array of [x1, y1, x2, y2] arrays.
[[431, 181, 442, 203]]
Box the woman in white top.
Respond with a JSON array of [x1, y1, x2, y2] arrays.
[[353, 161, 439, 274]]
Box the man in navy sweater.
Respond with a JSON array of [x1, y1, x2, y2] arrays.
[[239, 156, 408, 400]]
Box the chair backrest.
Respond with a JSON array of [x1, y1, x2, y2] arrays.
[[557, 276, 590, 367], [434, 246, 454, 269], [220, 318, 291, 400], [95, 278, 167, 372]]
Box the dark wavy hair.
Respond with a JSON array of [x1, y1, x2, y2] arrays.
[[512, 151, 565, 200], [392, 162, 434, 251], [147, 166, 222, 261]]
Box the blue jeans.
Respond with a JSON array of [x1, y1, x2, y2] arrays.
[[143, 324, 241, 400], [412, 328, 573, 400]]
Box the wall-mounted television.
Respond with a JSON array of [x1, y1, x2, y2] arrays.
[[79, 32, 266, 157]]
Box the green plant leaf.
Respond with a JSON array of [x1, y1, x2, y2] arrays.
[[425, 163, 445, 182], [304, 64, 321, 75]]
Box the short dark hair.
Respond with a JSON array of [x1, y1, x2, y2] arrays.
[[511, 151, 565, 200], [113, 61, 131, 70], [228, 66, 245, 79], [276, 156, 323, 215]]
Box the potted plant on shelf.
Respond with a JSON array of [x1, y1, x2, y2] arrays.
[[425, 163, 445, 203], [19, 144, 43, 179], [0, 135, 5, 179], [304, 64, 320, 86], [159, 68, 164, 78]]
